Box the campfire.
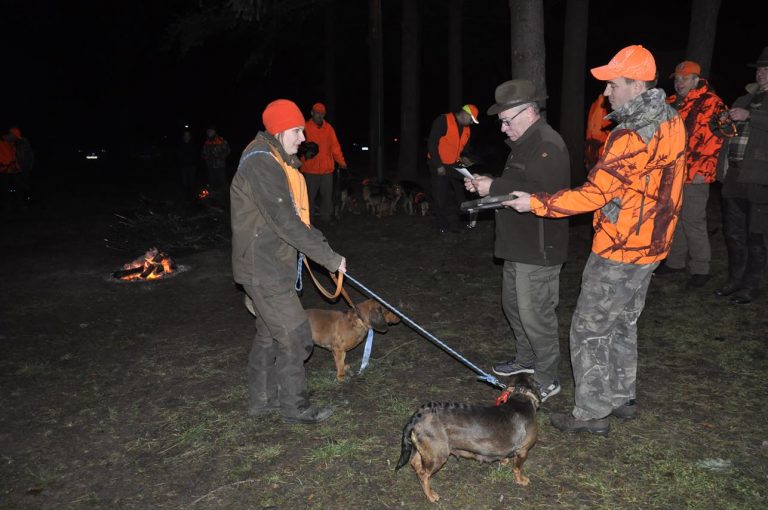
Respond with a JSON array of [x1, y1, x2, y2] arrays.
[[113, 247, 176, 281]]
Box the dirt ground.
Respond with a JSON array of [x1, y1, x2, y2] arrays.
[[1, 167, 767, 509]]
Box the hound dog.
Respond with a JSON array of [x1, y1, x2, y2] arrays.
[[395, 374, 540, 503], [244, 296, 400, 381]]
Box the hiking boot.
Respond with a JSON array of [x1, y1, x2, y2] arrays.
[[730, 288, 759, 305], [714, 281, 742, 297], [687, 274, 711, 288], [610, 399, 637, 420], [653, 263, 685, 277], [536, 380, 561, 403], [492, 359, 534, 377], [282, 405, 335, 425], [550, 412, 610, 436], [248, 403, 281, 417]]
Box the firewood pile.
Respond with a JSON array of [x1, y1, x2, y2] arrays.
[[105, 197, 229, 254]]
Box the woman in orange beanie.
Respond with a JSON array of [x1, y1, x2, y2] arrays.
[[230, 99, 347, 424]]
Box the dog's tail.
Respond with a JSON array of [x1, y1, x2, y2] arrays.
[[395, 407, 423, 471]]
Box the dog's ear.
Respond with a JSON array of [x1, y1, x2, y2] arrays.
[[383, 308, 400, 325], [358, 300, 388, 332]]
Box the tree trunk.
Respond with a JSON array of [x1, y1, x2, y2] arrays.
[[369, 0, 384, 181], [448, 0, 462, 110], [559, 0, 589, 185], [509, 0, 547, 111], [323, 0, 336, 118], [397, 0, 421, 182], [686, 0, 721, 77]]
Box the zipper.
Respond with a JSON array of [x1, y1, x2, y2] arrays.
[[636, 174, 650, 235]]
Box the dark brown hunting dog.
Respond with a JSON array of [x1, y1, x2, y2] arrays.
[[307, 299, 400, 381], [395, 374, 540, 503]]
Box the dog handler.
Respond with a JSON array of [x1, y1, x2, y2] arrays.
[[506, 45, 686, 434], [231, 99, 346, 424], [464, 80, 570, 403]]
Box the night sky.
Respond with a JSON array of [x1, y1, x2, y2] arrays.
[[1, 0, 762, 173]]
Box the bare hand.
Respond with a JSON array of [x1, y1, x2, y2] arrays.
[[337, 257, 347, 274], [728, 108, 750, 122], [464, 175, 477, 193], [503, 191, 532, 212], [437, 166, 446, 176], [471, 175, 493, 197]]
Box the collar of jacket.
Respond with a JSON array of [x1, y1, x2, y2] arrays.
[[670, 78, 712, 107], [255, 131, 302, 168], [608, 87, 676, 144], [505, 117, 545, 148]]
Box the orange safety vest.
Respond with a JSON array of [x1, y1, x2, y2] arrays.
[[0, 140, 20, 174], [436, 113, 470, 164], [270, 147, 310, 226], [584, 95, 613, 169]]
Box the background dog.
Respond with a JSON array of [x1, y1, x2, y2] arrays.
[[395, 374, 540, 503], [246, 295, 400, 381]]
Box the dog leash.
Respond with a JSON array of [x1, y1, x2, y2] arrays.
[[342, 273, 506, 390]]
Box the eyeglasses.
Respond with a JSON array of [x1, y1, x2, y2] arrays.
[[498, 106, 530, 127]]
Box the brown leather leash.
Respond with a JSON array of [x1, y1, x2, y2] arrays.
[[302, 257, 357, 311]]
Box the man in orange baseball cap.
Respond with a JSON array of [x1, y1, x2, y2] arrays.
[[655, 60, 731, 288], [427, 103, 479, 233], [504, 45, 687, 435]]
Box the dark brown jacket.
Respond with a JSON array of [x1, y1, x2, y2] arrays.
[[490, 118, 570, 266], [230, 131, 342, 287]]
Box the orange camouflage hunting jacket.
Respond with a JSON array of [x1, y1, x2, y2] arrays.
[[667, 79, 729, 183], [531, 88, 687, 265]]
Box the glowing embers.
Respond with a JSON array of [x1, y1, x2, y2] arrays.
[[113, 248, 176, 281]]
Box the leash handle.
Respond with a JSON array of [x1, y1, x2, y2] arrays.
[[302, 257, 344, 301]]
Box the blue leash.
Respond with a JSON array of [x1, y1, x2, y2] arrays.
[[342, 273, 505, 390]]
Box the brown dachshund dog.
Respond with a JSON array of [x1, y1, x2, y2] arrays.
[[307, 299, 400, 381], [395, 374, 540, 503], [244, 296, 400, 381]]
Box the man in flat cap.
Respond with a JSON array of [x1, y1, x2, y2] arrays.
[[506, 45, 687, 435], [715, 47, 768, 305], [465, 80, 570, 403]]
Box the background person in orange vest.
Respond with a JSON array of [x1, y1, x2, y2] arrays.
[[584, 94, 614, 171], [427, 104, 479, 234], [201, 125, 231, 207], [505, 45, 687, 435], [0, 130, 22, 210], [301, 102, 347, 226], [654, 61, 732, 288]]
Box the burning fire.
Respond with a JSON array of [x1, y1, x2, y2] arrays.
[[198, 186, 210, 200], [113, 248, 175, 281]]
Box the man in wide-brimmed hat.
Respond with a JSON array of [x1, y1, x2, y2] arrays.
[[505, 45, 687, 435], [464, 79, 570, 404], [715, 46, 768, 305]]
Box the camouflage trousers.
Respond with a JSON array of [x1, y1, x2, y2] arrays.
[[570, 253, 658, 420]]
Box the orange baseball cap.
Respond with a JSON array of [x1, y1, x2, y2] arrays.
[[669, 60, 701, 78], [462, 104, 479, 124], [591, 45, 656, 81], [312, 102, 326, 113]]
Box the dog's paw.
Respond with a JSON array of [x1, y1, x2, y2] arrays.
[[514, 474, 530, 486]]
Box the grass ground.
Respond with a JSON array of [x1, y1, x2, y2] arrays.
[[1, 194, 766, 509]]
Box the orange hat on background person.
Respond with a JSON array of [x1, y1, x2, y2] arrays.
[[669, 60, 701, 78], [9, 127, 22, 139], [462, 104, 479, 124], [311, 102, 326, 113], [262, 99, 305, 135], [591, 45, 657, 81]]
